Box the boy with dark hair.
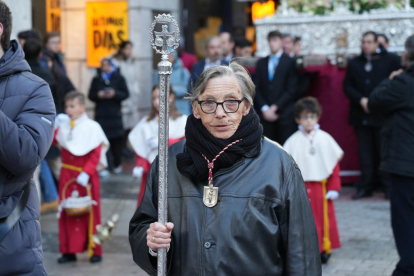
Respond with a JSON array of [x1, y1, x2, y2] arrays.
[[284, 97, 343, 264], [54, 91, 109, 264], [0, 1, 56, 275]]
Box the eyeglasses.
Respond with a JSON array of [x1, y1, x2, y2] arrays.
[[197, 97, 246, 114], [299, 114, 318, 121]]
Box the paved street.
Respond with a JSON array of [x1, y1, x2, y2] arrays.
[[41, 172, 399, 276]]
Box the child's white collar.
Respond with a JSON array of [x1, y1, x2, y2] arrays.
[[298, 124, 320, 135]]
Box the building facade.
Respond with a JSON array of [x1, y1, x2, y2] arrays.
[[5, 0, 180, 117]]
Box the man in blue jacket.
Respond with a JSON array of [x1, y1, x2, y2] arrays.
[[0, 2, 56, 275]]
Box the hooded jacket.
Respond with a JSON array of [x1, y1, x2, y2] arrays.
[[0, 40, 55, 276]]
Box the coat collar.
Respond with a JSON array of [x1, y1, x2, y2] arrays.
[[213, 137, 263, 178], [269, 49, 283, 59], [359, 45, 387, 61]]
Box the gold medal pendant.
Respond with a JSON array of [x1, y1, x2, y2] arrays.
[[200, 139, 242, 208], [203, 186, 219, 208]]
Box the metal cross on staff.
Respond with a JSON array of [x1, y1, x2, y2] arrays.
[[155, 25, 176, 52], [149, 14, 180, 276]]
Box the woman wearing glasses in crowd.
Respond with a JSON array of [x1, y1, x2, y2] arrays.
[[129, 63, 321, 275]]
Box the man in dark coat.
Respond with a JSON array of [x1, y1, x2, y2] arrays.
[[368, 35, 414, 276], [89, 59, 129, 173], [255, 30, 297, 145], [343, 31, 401, 199], [0, 3, 56, 275], [189, 36, 228, 90]]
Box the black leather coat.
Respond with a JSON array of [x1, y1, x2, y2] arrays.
[[129, 138, 321, 275]]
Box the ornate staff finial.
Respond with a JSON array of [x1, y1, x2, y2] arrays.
[[149, 14, 180, 56]]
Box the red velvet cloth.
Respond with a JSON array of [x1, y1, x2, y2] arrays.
[[136, 154, 151, 205], [303, 63, 360, 184], [58, 146, 102, 256], [305, 163, 341, 252], [180, 51, 197, 73]]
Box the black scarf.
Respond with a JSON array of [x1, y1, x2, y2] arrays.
[[176, 109, 263, 182]]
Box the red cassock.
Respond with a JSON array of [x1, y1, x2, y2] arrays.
[[58, 146, 102, 256], [302, 63, 360, 184], [136, 137, 184, 204], [305, 163, 341, 253]]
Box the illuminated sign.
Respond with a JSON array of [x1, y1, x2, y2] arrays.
[[86, 1, 129, 67], [252, 1, 276, 21], [46, 0, 61, 32]]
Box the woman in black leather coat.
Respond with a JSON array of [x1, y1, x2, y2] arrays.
[[129, 62, 321, 275]]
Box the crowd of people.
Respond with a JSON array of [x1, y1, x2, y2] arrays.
[[0, 0, 412, 272]]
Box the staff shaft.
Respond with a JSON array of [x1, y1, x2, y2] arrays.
[[157, 73, 171, 276]]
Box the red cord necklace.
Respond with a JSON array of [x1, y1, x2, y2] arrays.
[[201, 139, 241, 207]]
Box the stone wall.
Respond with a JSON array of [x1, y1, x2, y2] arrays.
[[3, 0, 32, 41], [60, 0, 180, 117]]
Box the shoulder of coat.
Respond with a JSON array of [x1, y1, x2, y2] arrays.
[[168, 139, 186, 157], [262, 137, 292, 161], [2, 72, 48, 99], [19, 71, 47, 85]]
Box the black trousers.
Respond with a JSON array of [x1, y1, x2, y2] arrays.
[[261, 117, 297, 145], [107, 137, 123, 169], [354, 126, 389, 192], [390, 173, 414, 276]]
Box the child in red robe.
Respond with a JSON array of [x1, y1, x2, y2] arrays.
[[54, 92, 110, 264], [284, 97, 344, 264], [128, 85, 186, 205]]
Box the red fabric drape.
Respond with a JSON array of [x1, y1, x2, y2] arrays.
[[303, 63, 360, 184]]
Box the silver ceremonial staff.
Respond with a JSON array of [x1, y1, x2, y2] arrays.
[[149, 14, 180, 276]]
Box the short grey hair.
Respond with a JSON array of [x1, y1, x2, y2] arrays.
[[205, 36, 220, 49], [186, 62, 255, 105], [405, 35, 414, 62]]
